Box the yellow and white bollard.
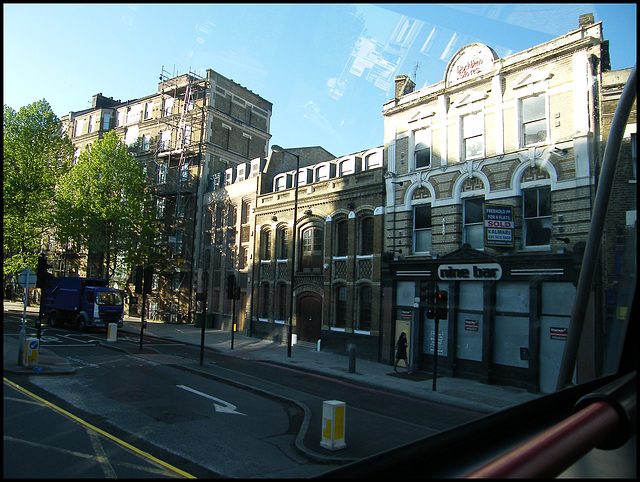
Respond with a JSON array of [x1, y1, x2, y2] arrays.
[[107, 323, 118, 341], [320, 400, 346, 450]]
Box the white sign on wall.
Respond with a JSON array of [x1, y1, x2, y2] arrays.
[[445, 43, 497, 87]]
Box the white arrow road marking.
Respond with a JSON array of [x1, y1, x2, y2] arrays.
[[176, 385, 246, 416]]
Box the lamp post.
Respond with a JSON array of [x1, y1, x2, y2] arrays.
[[272, 145, 299, 358]]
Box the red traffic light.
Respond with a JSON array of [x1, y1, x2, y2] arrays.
[[435, 290, 448, 319]]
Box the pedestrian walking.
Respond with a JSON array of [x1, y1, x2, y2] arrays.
[[394, 332, 412, 374]]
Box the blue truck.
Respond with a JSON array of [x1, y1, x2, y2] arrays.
[[41, 277, 124, 331]]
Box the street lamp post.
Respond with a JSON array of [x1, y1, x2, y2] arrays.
[[272, 145, 299, 358]]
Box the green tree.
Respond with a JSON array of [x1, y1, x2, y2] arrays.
[[3, 100, 74, 275], [54, 130, 154, 282]]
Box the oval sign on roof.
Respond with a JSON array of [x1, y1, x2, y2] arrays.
[[445, 43, 497, 87]]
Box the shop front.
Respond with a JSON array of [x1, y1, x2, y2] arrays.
[[390, 246, 579, 393]]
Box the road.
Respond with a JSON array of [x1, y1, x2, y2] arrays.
[[4, 311, 484, 477], [4, 378, 204, 478]]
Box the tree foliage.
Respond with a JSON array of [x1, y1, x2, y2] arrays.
[[3, 100, 74, 275], [54, 131, 154, 282]]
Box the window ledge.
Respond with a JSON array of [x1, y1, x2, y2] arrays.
[[519, 246, 552, 253], [354, 330, 371, 336]]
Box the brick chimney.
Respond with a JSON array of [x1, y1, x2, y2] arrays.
[[394, 74, 416, 100], [579, 13, 594, 27], [92, 93, 120, 109]]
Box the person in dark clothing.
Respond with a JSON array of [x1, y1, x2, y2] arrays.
[[394, 331, 412, 374]]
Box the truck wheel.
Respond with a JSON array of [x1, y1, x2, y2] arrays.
[[76, 317, 87, 332], [49, 311, 60, 327]]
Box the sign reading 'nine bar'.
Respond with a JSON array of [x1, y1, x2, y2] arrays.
[[485, 204, 514, 247]]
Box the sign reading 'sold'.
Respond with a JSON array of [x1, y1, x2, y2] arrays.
[[485, 204, 515, 247]]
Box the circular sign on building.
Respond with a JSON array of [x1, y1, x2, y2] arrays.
[[444, 43, 498, 88]]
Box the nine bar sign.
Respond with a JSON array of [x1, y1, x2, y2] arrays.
[[485, 204, 514, 247]]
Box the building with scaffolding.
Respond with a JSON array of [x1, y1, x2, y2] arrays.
[[59, 68, 272, 322]]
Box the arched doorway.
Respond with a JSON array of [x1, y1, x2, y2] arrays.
[[296, 291, 322, 342]]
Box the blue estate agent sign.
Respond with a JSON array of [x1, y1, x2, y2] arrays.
[[485, 204, 514, 247]]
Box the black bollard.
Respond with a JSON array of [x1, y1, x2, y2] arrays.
[[348, 344, 356, 373]]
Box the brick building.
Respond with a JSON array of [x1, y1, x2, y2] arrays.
[[599, 68, 637, 375], [379, 14, 623, 392], [201, 145, 386, 360]]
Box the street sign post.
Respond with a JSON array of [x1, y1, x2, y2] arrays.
[[17, 268, 36, 366], [18, 268, 37, 288]]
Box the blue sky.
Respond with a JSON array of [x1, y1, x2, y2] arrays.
[[3, 3, 636, 158]]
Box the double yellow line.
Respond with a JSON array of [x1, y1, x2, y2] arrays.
[[4, 377, 196, 478]]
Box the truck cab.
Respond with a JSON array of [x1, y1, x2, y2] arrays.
[[42, 277, 125, 331], [78, 287, 124, 330]]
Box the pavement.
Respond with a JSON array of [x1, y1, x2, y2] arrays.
[[4, 300, 541, 464]]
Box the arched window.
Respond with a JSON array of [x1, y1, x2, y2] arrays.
[[360, 216, 374, 255], [301, 226, 323, 273], [358, 285, 372, 332], [259, 282, 270, 319], [336, 219, 348, 256], [260, 228, 272, 260], [334, 285, 347, 329], [276, 282, 287, 321], [276, 226, 289, 259]]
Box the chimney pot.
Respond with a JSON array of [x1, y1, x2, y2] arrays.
[[579, 13, 594, 27], [394, 74, 416, 100]]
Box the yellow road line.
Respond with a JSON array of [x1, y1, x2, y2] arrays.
[[89, 430, 118, 478], [4, 435, 172, 476], [3, 377, 196, 479]]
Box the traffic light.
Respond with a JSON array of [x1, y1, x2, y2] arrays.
[[143, 266, 153, 294], [435, 290, 448, 319], [134, 266, 143, 294], [36, 254, 53, 289], [226, 274, 236, 299], [421, 282, 435, 319], [135, 266, 154, 294]]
